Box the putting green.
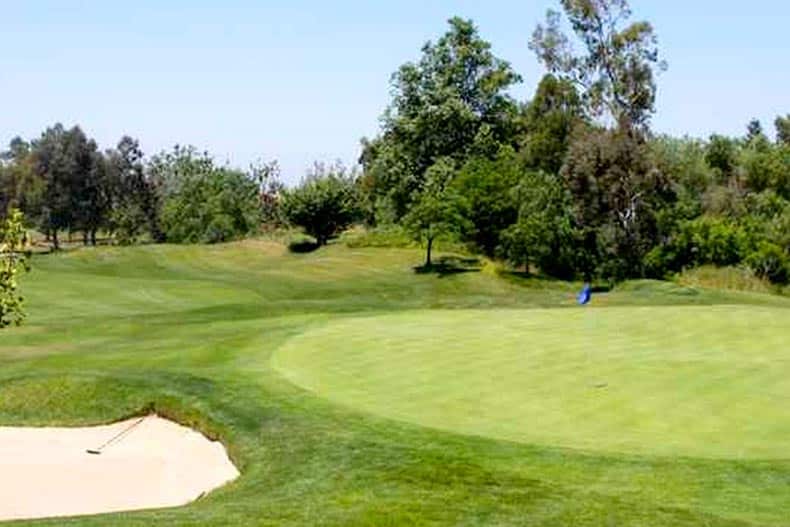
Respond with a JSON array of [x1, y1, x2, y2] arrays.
[[273, 305, 790, 459]]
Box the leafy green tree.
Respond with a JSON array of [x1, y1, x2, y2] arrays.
[[30, 124, 105, 248], [106, 137, 158, 244], [403, 158, 469, 267], [740, 142, 790, 197], [153, 146, 261, 243], [530, 0, 666, 129], [521, 74, 585, 173], [705, 134, 739, 182], [282, 162, 361, 246], [775, 114, 790, 146], [453, 148, 522, 256], [500, 171, 576, 278], [746, 242, 788, 284], [644, 216, 748, 278], [0, 138, 43, 222], [561, 126, 674, 279], [361, 17, 522, 219], [0, 209, 30, 328], [746, 119, 765, 142]]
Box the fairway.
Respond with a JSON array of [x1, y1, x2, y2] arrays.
[[3, 243, 790, 526], [273, 306, 790, 458]]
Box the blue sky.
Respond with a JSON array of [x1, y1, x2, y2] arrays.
[[2, 1, 788, 183]]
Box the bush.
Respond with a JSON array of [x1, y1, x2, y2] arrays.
[[156, 149, 261, 244], [287, 234, 320, 253], [746, 242, 789, 284], [645, 216, 748, 277], [281, 164, 362, 246]]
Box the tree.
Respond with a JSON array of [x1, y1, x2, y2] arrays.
[[775, 114, 790, 146], [521, 74, 585, 173], [361, 17, 522, 219], [403, 158, 469, 267], [747, 119, 764, 141], [153, 146, 261, 243], [500, 171, 576, 278], [0, 138, 43, 222], [251, 160, 285, 226], [30, 124, 105, 249], [705, 134, 738, 182], [0, 209, 30, 328], [106, 137, 158, 244], [530, 0, 666, 130], [281, 162, 361, 246], [561, 126, 674, 279], [453, 147, 522, 257]]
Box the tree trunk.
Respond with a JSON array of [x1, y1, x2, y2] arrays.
[[90, 229, 97, 246], [83, 231, 89, 245], [425, 237, 433, 267], [52, 230, 59, 251]]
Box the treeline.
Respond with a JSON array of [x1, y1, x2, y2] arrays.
[[0, 127, 282, 248], [354, 4, 790, 284], [2, 0, 788, 286]]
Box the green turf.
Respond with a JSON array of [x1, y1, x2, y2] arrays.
[[1, 240, 789, 526], [273, 306, 790, 458]]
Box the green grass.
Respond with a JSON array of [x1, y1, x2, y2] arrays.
[[1, 240, 790, 526], [273, 306, 790, 459]]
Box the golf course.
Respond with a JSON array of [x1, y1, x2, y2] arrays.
[[1, 240, 789, 526]]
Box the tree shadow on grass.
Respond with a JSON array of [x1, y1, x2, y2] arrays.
[[413, 256, 482, 278]]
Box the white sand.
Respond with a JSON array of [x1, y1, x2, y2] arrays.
[[0, 415, 240, 522]]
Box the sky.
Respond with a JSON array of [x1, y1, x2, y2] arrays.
[[1, 1, 788, 184]]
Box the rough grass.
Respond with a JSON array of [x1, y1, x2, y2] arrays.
[[676, 265, 787, 295], [0, 241, 789, 526]]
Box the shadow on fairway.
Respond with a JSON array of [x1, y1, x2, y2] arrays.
[[414, 256, 481, 277]]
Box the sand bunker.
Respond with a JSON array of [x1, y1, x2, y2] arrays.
[[0, 415, 239, 522]]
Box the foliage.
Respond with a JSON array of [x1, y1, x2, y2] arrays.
[[403, 158, 470, 266], [361, 17, 522, 219], [29, 124, 106, 248], [0, 209, 29, 328], [251, 160, 285, 226], [453, 148, 522, 256], [530, 0, 666, 129], [645, 216, 748, 277], [746, 242, 789, 284], [561, 126, 673, 279], [281, 162, 361, 246], [776, 114, 790, 146], [106, 136, 158, 244], [521, 75, 585, 173], [155, 147, 261, 244], [500, 171, 576, 278]]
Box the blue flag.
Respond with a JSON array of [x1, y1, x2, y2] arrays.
[[577, 283, 592, 305]]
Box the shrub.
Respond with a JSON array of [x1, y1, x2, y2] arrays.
[[746, 242, 789, 284], [645, 216, 748, 277], [281, 164, 361, 246]]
